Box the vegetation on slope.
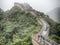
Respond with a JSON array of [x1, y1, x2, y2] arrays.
[[0, 6, 41, 45], [38, 12, 60, 44]]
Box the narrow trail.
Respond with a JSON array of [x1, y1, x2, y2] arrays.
[[31, 11, 59, 45]]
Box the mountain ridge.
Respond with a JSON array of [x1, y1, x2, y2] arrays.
[[47, 7, 60, 23]]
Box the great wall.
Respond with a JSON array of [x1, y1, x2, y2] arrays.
[[14, 2, 60, 45]]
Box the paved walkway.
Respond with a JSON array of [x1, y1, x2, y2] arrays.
[[31, 12, 59, 45]]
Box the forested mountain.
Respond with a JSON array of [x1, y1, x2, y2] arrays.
[[0, 3, 60, 45], [0, 6, 41, 45]]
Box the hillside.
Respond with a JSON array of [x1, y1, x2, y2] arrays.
[[0, 6, 42, 45], [47, 7, 60, 23], [40, 13, 60, 44], [0, 2, 60, 45]]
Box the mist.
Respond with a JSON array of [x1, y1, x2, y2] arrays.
[[0, 0, 60, 13]]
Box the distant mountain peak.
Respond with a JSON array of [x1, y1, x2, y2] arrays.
[[14, 2, 33, 11], [47, 7, 60, 23]]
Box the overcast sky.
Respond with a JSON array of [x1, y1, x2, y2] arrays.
[[0, 0, 60, 13]]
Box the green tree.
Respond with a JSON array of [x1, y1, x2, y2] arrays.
[[0, 8, 4, 20], [55, 23, 60, 36]]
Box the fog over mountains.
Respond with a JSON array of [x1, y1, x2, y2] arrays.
[[14, 2, 33, 11], [47, 7, 60, 23], [0, 0, 60, 23], [14, 2, 60, 23]]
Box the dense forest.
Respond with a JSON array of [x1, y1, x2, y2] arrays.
[[0, 6, 41, 45]]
